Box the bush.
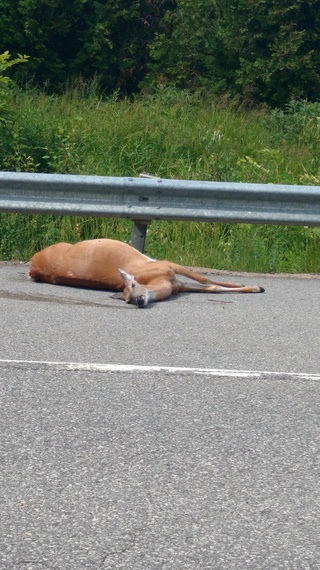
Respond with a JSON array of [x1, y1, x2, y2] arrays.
[[0, 51, 29, 167]]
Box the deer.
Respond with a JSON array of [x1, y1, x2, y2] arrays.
[[29, 238, 265, 307]]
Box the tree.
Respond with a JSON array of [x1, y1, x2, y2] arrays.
[[0, 0, 172, 93], [0, 0, 84, 86], [1, 0, 320, 104], [222, 0, 320, 104], [146, 0, 225, 90], [147, 0, 320, 105]]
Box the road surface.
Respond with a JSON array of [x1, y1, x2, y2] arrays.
[[1, 262, 320, 569]]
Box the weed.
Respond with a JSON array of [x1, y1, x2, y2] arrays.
[[1, 87, 320, 272]]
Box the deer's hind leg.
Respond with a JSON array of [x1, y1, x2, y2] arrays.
[[169, 262, 246, 288], [174, 281, 265, 294]]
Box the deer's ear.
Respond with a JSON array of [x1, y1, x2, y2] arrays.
[[118, 268, 135, 287]]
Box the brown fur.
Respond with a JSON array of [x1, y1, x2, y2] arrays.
[[29, 238, 264, 306]]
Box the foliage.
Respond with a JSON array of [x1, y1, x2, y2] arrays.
[[220, 0, 320, 105], [145, 0, 225, 91], [0, 0, 172, 93], [146, 0, 320, 105], [0, 51, 29, 121], [0, 51, 29, 168], [1, 87, 320, 272], [1, 1, 320, 104]]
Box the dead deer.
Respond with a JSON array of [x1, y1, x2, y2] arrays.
[[29, 238, 265, 307]]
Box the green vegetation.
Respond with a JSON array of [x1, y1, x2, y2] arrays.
[[1, 1, 320, 106], [1, 1, 320, 272], [148, 0, 320, 105], [1, 85, 320, 273]]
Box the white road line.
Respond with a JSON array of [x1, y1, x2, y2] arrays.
[[0, 359, 319, 380]]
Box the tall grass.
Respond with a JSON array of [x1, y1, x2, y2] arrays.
[[1, 87, 320, 272]]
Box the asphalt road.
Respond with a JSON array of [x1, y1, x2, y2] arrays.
[[1, 262, 320, 570]]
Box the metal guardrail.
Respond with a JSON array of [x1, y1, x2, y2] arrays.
[[1, 170, 320, 251]]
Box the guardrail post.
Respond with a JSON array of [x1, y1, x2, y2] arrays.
[[130, 220, 151, 252]]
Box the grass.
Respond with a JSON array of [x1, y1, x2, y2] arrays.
[[1, 87, 320, 272]]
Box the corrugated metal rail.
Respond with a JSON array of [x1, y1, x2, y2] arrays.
[[1, 171, 320, 251]]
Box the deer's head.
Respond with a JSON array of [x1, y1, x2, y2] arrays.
[[118, 269, 152, 307]]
